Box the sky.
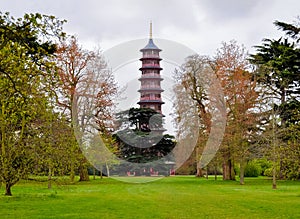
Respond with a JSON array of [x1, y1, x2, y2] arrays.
[[2, 0, 300, 134], [2, 0, 299, 54]]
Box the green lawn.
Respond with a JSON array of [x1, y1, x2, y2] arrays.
[[0, 176, 299, 219]]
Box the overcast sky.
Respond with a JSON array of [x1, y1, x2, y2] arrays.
[[2, 0, 299, 134], [2, 0, 299, 55]]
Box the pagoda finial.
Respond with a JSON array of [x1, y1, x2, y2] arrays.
[[150, 21, 153, 39]]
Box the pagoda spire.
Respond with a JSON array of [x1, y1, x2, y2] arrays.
[[150, 21, 153, 39]]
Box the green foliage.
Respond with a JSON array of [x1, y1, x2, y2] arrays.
[[0, 12, 66, 195], [244, 160, 262, 177], [30, 112, 79, 178], [115, 108, 175, 163], [250, 18, 300, 181], [263, 168, 272, 177], [280, 143, 300, 180], [264, 167, 279, 178], [274, 19, 300, 42], [250, 37, 300, 99], [114, 108, 176, 175], [234, 164, 240, 176], [255, 159, 272, 175]]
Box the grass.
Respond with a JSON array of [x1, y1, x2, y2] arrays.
[[0, 176, 299, 219]]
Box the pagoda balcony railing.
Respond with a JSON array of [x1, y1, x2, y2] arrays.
[[142, 54, 160, 58], [140, 97, 162, 101], [141, 73, 161, 78], [142, 64, 161, 68], [140, 85, 162, 89]]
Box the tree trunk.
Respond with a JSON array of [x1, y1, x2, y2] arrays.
[[279, 159, 284, 180], [239, 161, 246, 185], [223, 162, 229, 180], [106, 162, 110, 177], [223, 159, 235, 180], [70, 159, 75, 183], [79, 167, 90, 181], [48, 166, 52, 189], [272, 164, 277, 189], [79, 162, 90, 181], [230, 163, 236, 180], [214, 165, 217, 180], [196, 147, 203, 177], [5, 183, 12, 196], [196, 167, 202, 177], [93, 167, 96, 180]]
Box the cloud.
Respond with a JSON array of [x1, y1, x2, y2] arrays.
[[197, 0, 267, 22], [1, 0, 300, 54], [1, 0, 201, 40]]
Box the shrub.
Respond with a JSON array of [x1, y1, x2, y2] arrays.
[[234, 164, 240, 176], [256, 159, 272, 175], [263, 168, 273, 177], [245, 160, 262, 177], [264, 166, 280, 178]]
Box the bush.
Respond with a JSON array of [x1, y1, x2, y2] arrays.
[[263, 168, 273, 177], [256, 159, 272, 175], [234, 164, 240, 176], [264, 166, 280, 178], [245, 161, 262, 177]]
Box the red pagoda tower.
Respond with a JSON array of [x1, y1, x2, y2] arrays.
[[138, 22, 164, 114]]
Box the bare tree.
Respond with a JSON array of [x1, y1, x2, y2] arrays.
[[173, 55, 225, 176], [214, 41, 259, 182], [55, 36, 117, 181]]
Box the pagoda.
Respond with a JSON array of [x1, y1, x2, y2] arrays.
[[138, 22, 164, 114]]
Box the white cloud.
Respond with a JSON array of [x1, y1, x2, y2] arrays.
[[2, 0, 299, 54]]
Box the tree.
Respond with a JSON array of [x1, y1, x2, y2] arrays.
[[55, 36, 96, 181], [173, 54, 227, 177], [278, 100, 300, 180], [0, 12, 65, 195], [214, 41, 259, 183], [250, 19, 300, 183], [274, 17, 300, 42], [173, 55, 212, 177], [114, 108, 176, 176], [251, 38, 300, 110], [87, 132, 119, 178], [173, 41, 260, 183], [55, 36, 118, 181], [30, 109, 77, 189]]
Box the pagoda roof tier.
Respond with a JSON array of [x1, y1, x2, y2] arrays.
[[139, 57, 162, 61], [140, 39, 161, 51], [138, 77, 163, 81], [138, 87, 164, 91], [139, 66, 163, 71], [137, 100, 165, 104]]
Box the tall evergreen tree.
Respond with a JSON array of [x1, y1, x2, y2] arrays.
[[114, 108, 176, 175], [251, 18, 300, 181]]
